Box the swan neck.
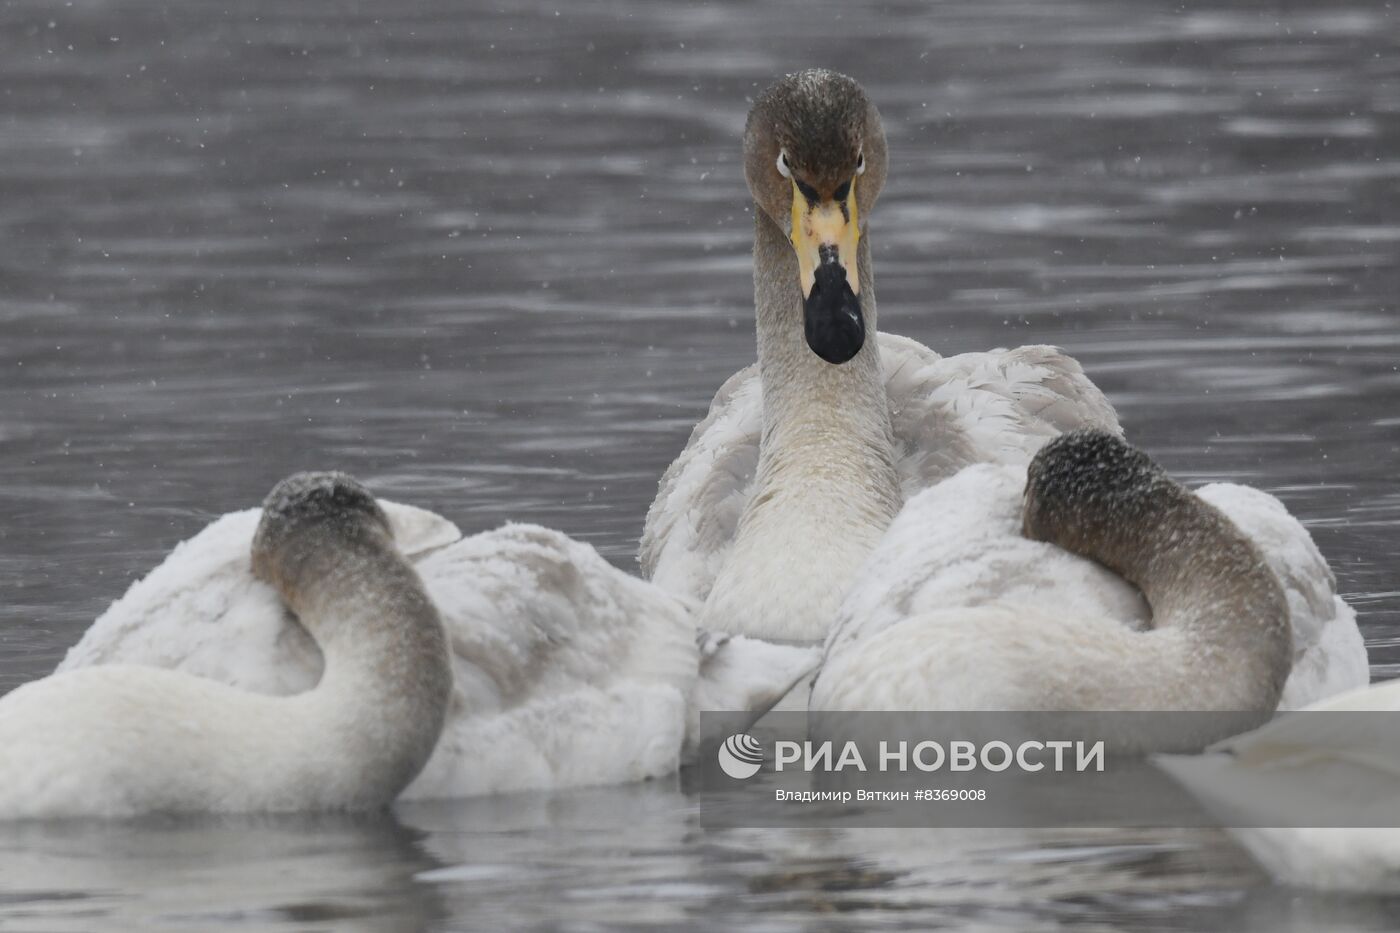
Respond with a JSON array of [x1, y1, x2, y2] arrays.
[[752, 208, 889, 439], [1058, 491, 1293, 707], [282, 538, 453, 799], [697, 210, 902, 641]]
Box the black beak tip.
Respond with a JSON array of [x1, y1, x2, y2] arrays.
[[803, 264, 865, 365], [806, 318, 864, 364]]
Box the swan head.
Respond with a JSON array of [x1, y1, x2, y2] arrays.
[[252, 471, 394, 603], [1022, 429, 1176, 554], [744, 69, 887, 365]]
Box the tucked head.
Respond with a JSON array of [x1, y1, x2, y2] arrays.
[[1023, 429, 1180, 551], [744, 70, 888, 365], [251, 471, 393, 591]]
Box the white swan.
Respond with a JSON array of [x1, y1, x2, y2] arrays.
[[57, 485, 818, 800], [641, 70, 1119, 642], [812, 431, 1368, 714], [0, 473, 452, 818], [643, 70, 1363, 702], [1156, 678, 1400, 892]]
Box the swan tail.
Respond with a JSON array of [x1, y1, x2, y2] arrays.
[[380, 501, 463, 557]]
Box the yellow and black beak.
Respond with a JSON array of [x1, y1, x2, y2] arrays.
[[790, 178, 864, 364]]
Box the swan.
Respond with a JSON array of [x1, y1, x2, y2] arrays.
[[0, 472, 452, 818], [641, 69, 1120, 643], [55, 483, 818, 799], [640, 68, 1362, 702], [811, 429, 1368, 714], [1155, 678, 1400, 892]]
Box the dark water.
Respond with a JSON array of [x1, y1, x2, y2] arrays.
[[2, 0, 1399, 929]]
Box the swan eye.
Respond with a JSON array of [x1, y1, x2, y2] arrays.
[[855, 152, 866, 176], [776, 150, 792, 179]]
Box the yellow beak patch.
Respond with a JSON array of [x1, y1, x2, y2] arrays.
[[790, 176, 860, 299]]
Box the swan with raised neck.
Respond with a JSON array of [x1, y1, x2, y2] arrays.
[[643, 70, 1131, 648], [0, 472, 451, 818], [700, 70, 903, 641]]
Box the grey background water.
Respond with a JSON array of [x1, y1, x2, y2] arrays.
[[2, 0, 1398, 929]]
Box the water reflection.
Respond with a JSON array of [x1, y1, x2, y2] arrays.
[[8, 799, 1400, 931], [0, 814, 445, 933]]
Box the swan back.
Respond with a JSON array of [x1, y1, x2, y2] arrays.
[[887, 339, 1121, 497], [831, 462, 1148, 651], [399, 522, 701, 797]]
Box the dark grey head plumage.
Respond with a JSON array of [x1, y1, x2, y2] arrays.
[[742, 69, 887, 220], [1022, 428, 1181, 549], [253, 471, 392, 584], [749, 70, 867, 193]]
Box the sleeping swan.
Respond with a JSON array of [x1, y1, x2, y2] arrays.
[[641, 69, 1119, 643], [1156, 677, 1400, 892], [812, 430, 1368, 714], [0, 472, 451, 818], [55, 483, 818, 799]]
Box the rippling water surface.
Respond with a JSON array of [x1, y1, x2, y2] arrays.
[[2, 0, 1399, 929]]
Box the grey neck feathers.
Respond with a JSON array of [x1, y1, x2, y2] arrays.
[[1125, 492, 1291, 705], [750, 209, 901, 512], [277, 531, 453, 801], [1027, 464, 1293, 710], [697, 211, 902, 639]]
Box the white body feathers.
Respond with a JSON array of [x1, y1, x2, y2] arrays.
[[811, 464, 1367, 712]]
